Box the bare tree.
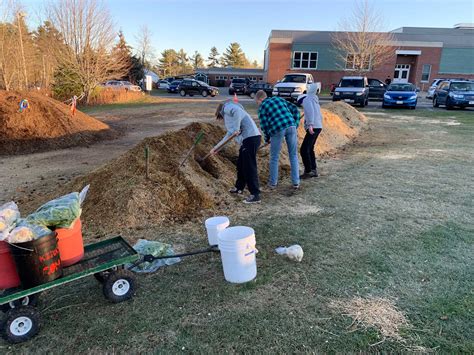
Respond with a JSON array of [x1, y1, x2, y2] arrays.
[[0, 0, 34, 90], [135, 25, 154, 69], [48, 0, 129, 103], [331, 0, 395, 74]]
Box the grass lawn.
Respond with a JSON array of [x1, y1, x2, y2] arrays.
[[2, 108, 473, 353]]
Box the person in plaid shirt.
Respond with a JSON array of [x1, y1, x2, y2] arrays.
[[255, 90, 301, 189]]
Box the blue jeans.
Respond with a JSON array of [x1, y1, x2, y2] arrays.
[[269, 126, 300, 186]]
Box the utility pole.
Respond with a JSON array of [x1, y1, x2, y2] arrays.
[[17, 12, 28, 90]]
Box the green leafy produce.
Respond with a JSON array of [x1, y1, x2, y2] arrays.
[[26, 192, 81, 229]]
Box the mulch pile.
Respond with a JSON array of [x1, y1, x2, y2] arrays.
[[26, 102, 367, 235], [0, 90, 116, 155]]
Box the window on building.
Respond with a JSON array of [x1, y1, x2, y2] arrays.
[[292, 51, 318, 69], [345, 53, 371, 71], [421, 64, 431, 82]]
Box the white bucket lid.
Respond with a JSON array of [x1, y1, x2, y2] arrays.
[[205, 216, 230, 228], [218, 226, 254, 242]]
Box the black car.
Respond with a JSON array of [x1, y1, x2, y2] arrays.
[[246, 83, 273, 98], [433, 79, 474, 109], [167, 80, 182, 93], [178, 79, 219, 97], [368, 78, 387, 100], [229, 78, 251, 95]]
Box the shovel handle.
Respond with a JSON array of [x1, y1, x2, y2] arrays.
[[200, 131, 239, 162]]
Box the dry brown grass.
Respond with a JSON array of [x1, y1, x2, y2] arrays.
[[330, 297, 410, 342], [88, 87, 146, 105]]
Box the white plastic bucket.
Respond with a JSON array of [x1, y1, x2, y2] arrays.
[[205, 216, 230, 246], [218, 226, 257, 283]]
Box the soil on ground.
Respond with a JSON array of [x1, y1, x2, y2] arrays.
[[18, 102, 367, 238], [0, 90, 116, 155]]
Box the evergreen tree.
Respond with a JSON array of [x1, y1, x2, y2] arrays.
[[176, 48, 192, 74], [158, 49, 178, 76], [207, 46, 220, 67], [190, 51, 205, 70], [222, 42, 247, 68], [112, 31, 143, 83]]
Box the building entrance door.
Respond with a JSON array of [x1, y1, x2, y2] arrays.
[[393, 64, 410, 83]]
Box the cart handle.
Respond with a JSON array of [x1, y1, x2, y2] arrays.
[[129, 245, 219, 269]]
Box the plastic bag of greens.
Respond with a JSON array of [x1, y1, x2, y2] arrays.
[[25, 185, 89, 229], [7, 222, 52, 243], [128, 239, 181, 273], [0, 201, 20, 232]]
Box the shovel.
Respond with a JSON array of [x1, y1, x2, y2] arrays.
[[179, 130, 204, 167], [199, 131, 240, 163]]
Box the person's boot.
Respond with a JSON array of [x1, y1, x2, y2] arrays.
[[300, 171, 312, 179], [243, 194, 261, 204], [310, 169, 319, 178]]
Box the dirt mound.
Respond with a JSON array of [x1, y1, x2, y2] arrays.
[[26, 102, 366, 236], [0, 90, 116, 155], [298, 101, 368, 156]]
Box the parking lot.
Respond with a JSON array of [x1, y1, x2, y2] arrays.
[[152, 88, 474, 110]]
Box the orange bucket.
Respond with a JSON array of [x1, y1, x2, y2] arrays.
[[0, 241, 21, 289], [56, 219, 84, 267]]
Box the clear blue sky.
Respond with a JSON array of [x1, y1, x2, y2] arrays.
[[24, 0, 474, 63]]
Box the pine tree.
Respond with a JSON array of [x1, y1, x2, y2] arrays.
[[191, 51, 205, 70], [176, 48, 192, 74], [112, 31, 144, 83], [158, 49, 178, 76], [222, 43, 247, 68], [207, 46, 220, 67]]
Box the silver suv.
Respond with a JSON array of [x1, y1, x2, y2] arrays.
[[332, 76, 369, 107]]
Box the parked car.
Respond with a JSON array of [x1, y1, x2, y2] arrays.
[[382, 82, 418, 109], [433, 80, 474, 109], [272, 73, 321, 102], [178, 79, 219, 97], [229, 78, 251, 95], [105, 80, 142, 92], [157, 80, 170, 90], [246, 83, 273, 98], [426, 78, 446, 99], [368, 78, 387, 100], [167, 80, 182, 93], [332, 76, 369, 107]]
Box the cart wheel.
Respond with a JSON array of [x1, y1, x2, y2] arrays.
[[1, 306, 40, 344], [102, 270, 136, 303], [1, 293, 39, 313]]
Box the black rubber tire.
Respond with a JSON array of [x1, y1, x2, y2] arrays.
[[102, 270, 136, 303], [359, 100, 365, 108], [445, 97, 453, 110], [228, 89, 234, 95], [1, 293, 39, 313], [410, 106, 416, 110], [179, 90, 186, 97], [1, 306, 40, 344], [382, 103, 387, 109], [201, 90, 208, 97], [433, 97, 439, 107]]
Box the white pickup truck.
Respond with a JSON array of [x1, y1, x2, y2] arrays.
[[272, 73, 321, 102]]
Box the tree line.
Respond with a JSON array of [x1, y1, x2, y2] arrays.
[[0, 0, 260, 103]]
